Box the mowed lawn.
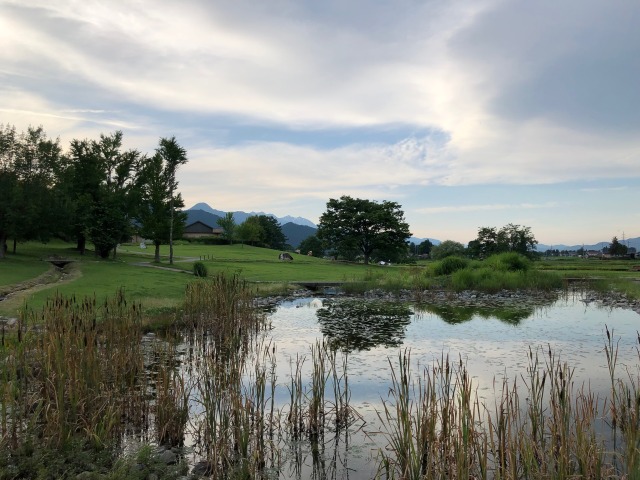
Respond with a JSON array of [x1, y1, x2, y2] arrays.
[[0, 241, 375, 316]]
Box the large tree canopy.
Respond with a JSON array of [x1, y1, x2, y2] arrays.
[[467, 224, 538, 259], [317, 196, 411, 265]]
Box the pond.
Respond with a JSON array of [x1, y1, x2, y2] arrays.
[[172, 288, 640, 479]]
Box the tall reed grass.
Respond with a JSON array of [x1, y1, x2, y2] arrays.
[[375, 335, 640, 479], [1, 289, 148, 452]]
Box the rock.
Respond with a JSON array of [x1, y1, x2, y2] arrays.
[[76, 472, 104, 480], [192, 460, 213, 476], [157, 449, 177, 465]]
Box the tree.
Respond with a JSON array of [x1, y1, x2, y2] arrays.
[[0, 124, 18, 258], [236, 217, 262, 246], [417, 239, 434, 255], [135, 151, 187, 262], [87, 132, 140, 259], [299, 235, 323, 257], [317, 196, 411, 265], [217, 212, 236, 245], [469, 224, 538, 259], [62, 138, 103, 254], [255, 215, 287, 249], [430, 240, 466, 260], [0, 124, 64, 257], [155, 137, 187, 265], [608, 236, 628, 256]]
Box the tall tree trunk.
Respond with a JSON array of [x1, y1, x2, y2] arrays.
[[169, 196, 174, 265], [0, 233, 6, 259], [76, 234, 86, 255], [155, 242, 161, 263], [12, 238, 16, 254]]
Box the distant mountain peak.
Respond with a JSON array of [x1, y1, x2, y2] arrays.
[[188, 203, 316, 228]]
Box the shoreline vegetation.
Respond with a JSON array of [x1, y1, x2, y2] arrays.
[[1, 242, 640, 478]]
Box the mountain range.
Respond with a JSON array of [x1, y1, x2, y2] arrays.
[[190, 203, 316, 228], [187, 203, 633, 253], [536, 238, 640, 252], [185, 204, 316, 248]]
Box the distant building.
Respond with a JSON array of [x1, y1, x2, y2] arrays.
[[183, 221, 224, 239]]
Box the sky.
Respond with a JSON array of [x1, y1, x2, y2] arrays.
[[1, 0, 639, 246]]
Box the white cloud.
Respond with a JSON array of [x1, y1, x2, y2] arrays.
[[415, 202, 558, 214], [1, 0, 640, 243]]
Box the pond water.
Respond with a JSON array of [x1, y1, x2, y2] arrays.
[[250, 289, 640, 479], [155, 289, 640, 479]]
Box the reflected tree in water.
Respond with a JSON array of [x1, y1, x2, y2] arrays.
[[415, 304, 541, 325], [316, 300, 412, 351]]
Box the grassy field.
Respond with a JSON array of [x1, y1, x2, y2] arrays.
[[2, 242, 640, 319], [0, 241, 377, 317]]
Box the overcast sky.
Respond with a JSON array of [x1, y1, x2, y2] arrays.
[[2, 0, 639, 245]]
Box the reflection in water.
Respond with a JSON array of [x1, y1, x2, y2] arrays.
[[316, 300, 412, 351], [414, 296, 557, 325]]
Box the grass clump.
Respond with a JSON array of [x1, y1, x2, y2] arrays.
[[485, 252, 532, 272], [193, 261, 208, 277], [451, 267, 562, 293], [432, 256, 469, 276]]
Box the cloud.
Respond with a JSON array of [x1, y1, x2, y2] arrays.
[[415, 202, 558, 214], [1, 0, 640, 231]]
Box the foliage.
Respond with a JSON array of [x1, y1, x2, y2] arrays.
[[193, 261, 208, 277], [430, 240, 466, 260], [432, 256, 469, 276], [255, 214, 287, 249], [87, 131, 141, 258], [236, 216, 263, 246], [0, 124, 65, 258], [154, 137, 188, 265], [450, 267, 562, 292], [317, 195, 411, 265], [468, 224, 538, 259], [135, 138, 188, 262], [485, 252, 532, 272], [236, 215, 286, 249], [607, 236, 628, 256], [299, 235, 324, 257], [217, 211, 236, 245], [417, 239, 434, 255]]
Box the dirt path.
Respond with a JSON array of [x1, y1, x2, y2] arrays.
[[0, 265, 83, 315]]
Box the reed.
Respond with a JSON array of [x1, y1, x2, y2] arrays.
[[375, 342, 639, 479], [1, 289, 149, 464], [154, 342, 189, 448]]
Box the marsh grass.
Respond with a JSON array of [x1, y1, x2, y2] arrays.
[[0, 289, 151, 480], [376, 337, 640, 480]]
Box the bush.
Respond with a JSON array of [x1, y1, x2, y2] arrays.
[[193, 262, 208, 278], [486, 252, 531, 272], [433, 256, 469, 276], [450, 267, 562, 293]]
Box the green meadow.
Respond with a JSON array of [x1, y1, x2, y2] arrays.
[[2, 241, 640, 320]]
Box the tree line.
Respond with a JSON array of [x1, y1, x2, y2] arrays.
[[0, 124, 187, 262]]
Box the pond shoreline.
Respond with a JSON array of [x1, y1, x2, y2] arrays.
[[255, 286, 640, 316]]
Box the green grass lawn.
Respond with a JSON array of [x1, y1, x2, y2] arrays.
[[537, 257, 640, 278], [3, 242, 640, 318], [0, 241, 379, 316]]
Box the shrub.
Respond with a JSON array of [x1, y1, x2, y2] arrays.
[[433, 256, 469, 276], [486, 252, 531, 272], [193, 262, 208, 278]]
